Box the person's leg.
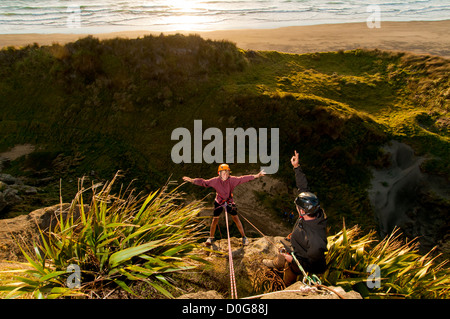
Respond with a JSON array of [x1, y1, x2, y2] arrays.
[[228, 204, 246, 237], [231, 215, 246, 237], [228, 204, 248, 245], [263, 254, 286, 270], [206, 202, 223, 245], [262, 254, 300, 286], [210, 217, 220, 238], [283, 256, 302, 286], [283, 264, 301, 286]]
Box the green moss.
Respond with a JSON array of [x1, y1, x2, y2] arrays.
[[0, 35, 448, 233]]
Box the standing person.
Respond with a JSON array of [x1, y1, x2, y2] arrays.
[[183, 164, 265, 246], [263, 151, 328, 286], [288, 211, 295, 225]]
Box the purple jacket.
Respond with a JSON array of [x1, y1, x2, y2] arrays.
[[193, 175, 255, 204]]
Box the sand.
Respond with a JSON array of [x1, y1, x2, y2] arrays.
[[1, 20, 449, 58], [0, 144, 35, 161]]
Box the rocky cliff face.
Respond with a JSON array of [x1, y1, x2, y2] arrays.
[[179, 236, 362, 299], [0, 174, 39, 215], [0, 205, 362, 299], [369, 140, 450, 256], [0, 203, 84, 261]]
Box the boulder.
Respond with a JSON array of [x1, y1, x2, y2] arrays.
[[259, 281, 362, 299], [0, 173, 40, 214], [0, 203, 85, 261], [0, 173, 17, 185], [196, 236, 362, 299], [0, 205, 362, 299], [9, 184, 38, 195], [177, 290, 224, 299]]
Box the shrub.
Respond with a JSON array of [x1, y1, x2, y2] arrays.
[[323, 222, 450, 299], [0, 173, 207, 298]]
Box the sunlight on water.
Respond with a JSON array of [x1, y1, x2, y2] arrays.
[[0, 0, 449, 34]]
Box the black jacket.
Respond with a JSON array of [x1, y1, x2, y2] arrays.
[[287, 166, 328, 274]]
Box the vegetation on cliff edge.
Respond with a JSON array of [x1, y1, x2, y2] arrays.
[[0, 34, 448, 250]]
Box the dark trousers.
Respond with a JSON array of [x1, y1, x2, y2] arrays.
[[270, 254, 302, 286], [213, 201, 237, 217]]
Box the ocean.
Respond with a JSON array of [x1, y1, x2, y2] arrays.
[[0, 0, 449, 34]]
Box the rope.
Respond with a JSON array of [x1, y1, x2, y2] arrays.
[[315, 284, 346, 299], [239, 210, 346, 299], [290, 252, 322, 286], [238, 212, 278, 247], [224, 205, 238, 299], [216, 206, 345, 300]]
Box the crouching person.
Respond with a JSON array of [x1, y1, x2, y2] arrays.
[[263, 151, 328, 286]]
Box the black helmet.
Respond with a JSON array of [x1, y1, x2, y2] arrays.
[[294, 192, 320, 216]]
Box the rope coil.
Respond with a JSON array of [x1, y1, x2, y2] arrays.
[[219, 207, 346, 299]]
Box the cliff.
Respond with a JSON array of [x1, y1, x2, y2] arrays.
[[0, 205, 361, 299]]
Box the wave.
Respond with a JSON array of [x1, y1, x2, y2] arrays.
[[1, 0, 449, 33]]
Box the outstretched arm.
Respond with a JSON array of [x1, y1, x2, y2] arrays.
[[183, 176, 214, 187], [291, 150, 309, 192], [231, 170, 265, 186], [183, 176, 194, 183], [253, 170, 266, 179]]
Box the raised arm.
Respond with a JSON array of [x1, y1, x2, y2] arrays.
[[291, 150, 309, 192]]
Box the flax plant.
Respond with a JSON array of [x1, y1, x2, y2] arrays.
[[0, 173, 208, 298], [323, 221, 450, 298]]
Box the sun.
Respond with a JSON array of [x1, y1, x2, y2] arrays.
[[161, 0, 212, 31]]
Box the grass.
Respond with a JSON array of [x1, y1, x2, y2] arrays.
[[0, 172, 209, 299], [0, 175, 448, 299], [322, 222, 450, 299], [0, 34, 448, 249]]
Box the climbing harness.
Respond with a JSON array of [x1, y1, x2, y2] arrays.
[[219, 206, 345, 299]]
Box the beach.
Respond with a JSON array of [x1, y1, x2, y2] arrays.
[[1, 20, 449, 58]]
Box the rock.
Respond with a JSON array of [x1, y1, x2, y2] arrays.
[[9, 184, 39, 195], [0, 192, 6, 212], [0, 144, 35, 162], [0, 189, 23, 213], [0, 172, 41, 213], [198, 236, 362, 300], [24, 186, 38, 195], [223, 175, 291, 237], [258, 281, 361, 299], [3, 188, 21, 202], [0, 206, 363, 299], [177, 290, 224, 299], [0, 173, 17, 185], [36, 176, 55, 186], [369, 140, 450, 253], [0, 203, 86, 261], [0, 188, 23, 214]]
